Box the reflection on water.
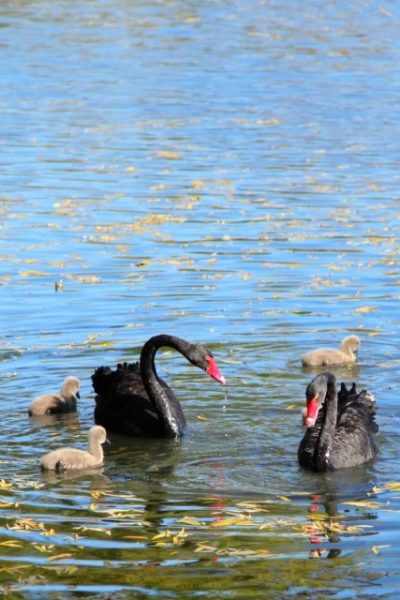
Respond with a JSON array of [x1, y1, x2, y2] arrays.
[[40, 467, 108, 486], [29, 412, 81, 430], [1, 0, 400, 596]]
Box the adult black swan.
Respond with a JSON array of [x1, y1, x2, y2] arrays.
[[92, 334, 226, 438], [298, 372, 378, 471]]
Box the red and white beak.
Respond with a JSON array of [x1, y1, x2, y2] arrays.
[[303, 395, 320, 427], [206, 356, 226, 385]]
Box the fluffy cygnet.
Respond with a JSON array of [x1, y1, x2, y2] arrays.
[[28, 376, 80, 416], [301, 335, 361, 367], [40, 425, 108, 472]]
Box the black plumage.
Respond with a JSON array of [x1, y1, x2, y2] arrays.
[[92, 334, 226, 438], [298, 372, 378, 471]]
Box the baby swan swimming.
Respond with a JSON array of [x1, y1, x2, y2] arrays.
[[28, 376, 80, 416], [40, 425, 108, 472], [301, 335, 360, 368]]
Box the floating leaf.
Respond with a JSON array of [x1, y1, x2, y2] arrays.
[[371, 545, 391, 554], [0, 565, 30, 574], [196, 415, 208, 421], [67, 275, 101, 284], [354, 306, 376, 314], [0, 480, 12, 489], [152, 531, 167, 541], [190, 180, 206, 190], [0, 540, 22, 547], [236, 501, 269, 513], [194, 544, 218, 553], [343, 500, 381, 508], [346, 524, 373, 532], [217, 547, 271, 558], [7, 518, 48, 532], [19, 270, 47, 278], [155, 150, 181, 160], [211, 516, 254, 528], [48, 553, 73, 562], [385, 482, 400, 491], [172, 529, 187, 544], [74, 526, 111, 535], [90, 490, 106, 499], [33, 545, 54, 553], [179, 516, 205, 526]]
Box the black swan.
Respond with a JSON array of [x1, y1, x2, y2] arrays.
[[301, 335, 360, 367], [298, 372, 378, 471], [40, 426, 107, 472], [28, 376, 80, 416], [92, 334, 226, 438]]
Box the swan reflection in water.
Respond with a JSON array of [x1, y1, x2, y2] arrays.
[[304, 466, 379, 559], [30, 411, 81, 430]]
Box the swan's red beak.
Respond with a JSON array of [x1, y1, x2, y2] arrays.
[[206, 356, 226, 385], [304, 395, 320, 427]]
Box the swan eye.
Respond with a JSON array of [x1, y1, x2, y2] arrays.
[[205, 355, 226, 385]]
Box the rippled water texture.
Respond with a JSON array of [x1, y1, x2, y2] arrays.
[[1, 0, 400, 597]]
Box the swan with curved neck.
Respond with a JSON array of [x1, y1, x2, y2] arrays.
[[298, 372, 377, 471], [92, 334, 226, 438]]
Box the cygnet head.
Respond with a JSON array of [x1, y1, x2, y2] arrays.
[[341, 335, 361, 355], [90, 425, 108, 445], [61, 376, 80, 399]]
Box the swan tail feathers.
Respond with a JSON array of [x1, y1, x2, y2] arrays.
[[92, 363, 140, 396]]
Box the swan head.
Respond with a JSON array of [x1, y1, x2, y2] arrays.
[[303, 373, 330, 427], [188, 344, 226, 385], [205, 354, 226, 385]]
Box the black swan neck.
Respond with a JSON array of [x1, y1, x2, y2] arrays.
[[140, 335, 190, 437], [315, 373, 337, 469]]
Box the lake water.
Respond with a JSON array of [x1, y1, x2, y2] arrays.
[[1, 0, 400, 597]]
